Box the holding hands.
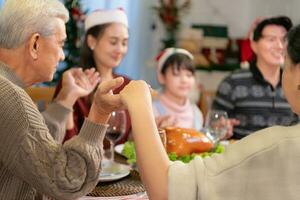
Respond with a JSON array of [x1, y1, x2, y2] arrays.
[[119, 80, 152, 109], [83, 77, 152, 125], [93, 77, 125, 115], [88, 77, 127, 124]]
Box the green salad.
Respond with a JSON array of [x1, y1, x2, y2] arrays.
[[122, 141, 225, 164]]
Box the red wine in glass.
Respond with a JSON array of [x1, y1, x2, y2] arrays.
[[105, 110, 126, 163], [106, 131, 122, 141]]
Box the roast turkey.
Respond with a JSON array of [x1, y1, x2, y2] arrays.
[[165, 127, 213, 156]]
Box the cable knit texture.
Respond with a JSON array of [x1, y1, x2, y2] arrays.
[[0, 62, 107, 200], [169, 125, 300, 200]]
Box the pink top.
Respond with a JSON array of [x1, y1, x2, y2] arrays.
[[152, 93, 203, 130]]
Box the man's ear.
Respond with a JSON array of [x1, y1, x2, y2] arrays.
[[28, 33, 40, 60], [87, 34, 97, 50], [250, 39, 258, 55]]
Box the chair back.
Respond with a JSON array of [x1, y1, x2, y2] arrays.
[[25, 87, 55, 111]]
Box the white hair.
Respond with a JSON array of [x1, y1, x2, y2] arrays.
[[0, 0, 69, 49]]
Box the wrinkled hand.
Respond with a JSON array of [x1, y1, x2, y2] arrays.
[[119, 80, 152, 109], [155, 115, 178, 128], [222, 118, 240, 140], [93, 77, 125, 115], [61, 68, 100, 99]]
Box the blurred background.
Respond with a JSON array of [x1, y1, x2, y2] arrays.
[[0, 0, 299, 90]]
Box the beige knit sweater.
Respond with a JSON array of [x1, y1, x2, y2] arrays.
[[0, 62, 107, 200], [169, 124, 300, 200]]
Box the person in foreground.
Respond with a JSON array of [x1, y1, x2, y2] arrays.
[[117, 24, 300, 200], [0, 0, 124, 199], [212, 16, 299, 139]]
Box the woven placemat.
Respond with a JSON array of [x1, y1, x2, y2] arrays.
[[87, 170, 145, 197]]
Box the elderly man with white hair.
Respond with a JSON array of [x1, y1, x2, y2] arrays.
[[0, 0, 125, 199]]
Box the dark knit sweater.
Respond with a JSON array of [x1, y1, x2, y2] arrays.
[[212, 62, 299, 139]]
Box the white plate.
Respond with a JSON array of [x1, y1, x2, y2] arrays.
[[99, 162, 130, 182], [114, 144, 124, 156]]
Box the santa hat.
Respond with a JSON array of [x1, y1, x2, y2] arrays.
[[84, 8, 128, 31], [156, 47, 194, 73]]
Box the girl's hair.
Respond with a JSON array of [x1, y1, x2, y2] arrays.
[[79, 24, 110, 69], [160, 53, 195, 75], [287, 24, 300, 65]]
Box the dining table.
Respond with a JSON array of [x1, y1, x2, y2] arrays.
[[79, 192, 148, 200], [79, 150, 149, 200]]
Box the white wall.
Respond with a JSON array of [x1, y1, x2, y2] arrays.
[[182, 0, 300, 38]]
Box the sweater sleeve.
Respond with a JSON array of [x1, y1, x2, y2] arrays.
[[41, 102, 72, 143], [52, 79, 82, 142], [0, 84, 106, 200]]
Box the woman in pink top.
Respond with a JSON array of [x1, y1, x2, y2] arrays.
[[152, 48, 203, 130]]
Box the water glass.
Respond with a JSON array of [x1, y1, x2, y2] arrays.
[[204, 110, 228, 144]]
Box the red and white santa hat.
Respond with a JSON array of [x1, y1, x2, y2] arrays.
[[156, 47, 194, 73], [84, 8, 128, 31]]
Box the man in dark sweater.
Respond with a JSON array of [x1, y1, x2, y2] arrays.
[[212, 16, 299, 139]]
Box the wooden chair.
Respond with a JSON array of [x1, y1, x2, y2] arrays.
[[198, 90, 216, 119], [25, 87, 56, 111]]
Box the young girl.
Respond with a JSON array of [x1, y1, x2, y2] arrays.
[[54, 8, 131, 143], [152, 47, 203, 131]]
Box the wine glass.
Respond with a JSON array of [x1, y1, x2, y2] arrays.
[[204, 110, 228, 144], [105, 110, 127, 163]]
